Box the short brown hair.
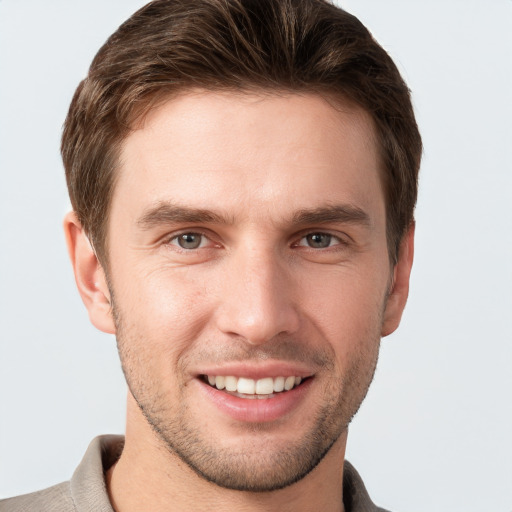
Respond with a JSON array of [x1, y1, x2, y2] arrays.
[[62, 0, 422, 266]]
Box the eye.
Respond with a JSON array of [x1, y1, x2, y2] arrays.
[[170, 232, 208, 250], [297, 233, 339, 249]]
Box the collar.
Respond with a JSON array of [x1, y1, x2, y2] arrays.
[[70, 435, 387, 512]]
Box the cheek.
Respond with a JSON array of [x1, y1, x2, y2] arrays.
[[111, 269, 214, 404], [301, 264, 389, 359], [112, 263, 214, 357]]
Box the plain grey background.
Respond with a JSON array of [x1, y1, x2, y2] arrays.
[[1, 1, 511, 510]]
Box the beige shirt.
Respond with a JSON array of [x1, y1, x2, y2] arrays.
[[0, 436, 389, 512]]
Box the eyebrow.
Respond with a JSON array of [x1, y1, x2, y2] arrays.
[[137, 202, 234, 229], [137, 201, 371, 230], [292, 205, 372, 228]]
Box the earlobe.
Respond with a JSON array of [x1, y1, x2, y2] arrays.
[[381, 224, 415, 337], [63, 211, 116, 334]]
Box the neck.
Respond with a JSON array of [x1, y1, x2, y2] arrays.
[[107, 395, 347, 512]]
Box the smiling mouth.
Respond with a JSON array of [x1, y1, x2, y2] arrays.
[[201, 375, 308, 399]]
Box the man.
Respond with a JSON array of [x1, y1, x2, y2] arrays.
[[0, 0, 421, 510]]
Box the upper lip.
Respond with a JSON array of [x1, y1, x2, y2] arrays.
[[194, 361, 315, 380]]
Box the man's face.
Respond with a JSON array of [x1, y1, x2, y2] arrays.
[[104, 91, 395, 491]]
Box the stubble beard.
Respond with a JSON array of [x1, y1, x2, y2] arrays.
[[112, 303, 381, 492]]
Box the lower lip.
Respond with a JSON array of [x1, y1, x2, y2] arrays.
[[197, 378, 313, 423]]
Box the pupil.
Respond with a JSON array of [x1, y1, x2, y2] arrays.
[[179, 233, 201, 249], [308, 233, 330, 248]]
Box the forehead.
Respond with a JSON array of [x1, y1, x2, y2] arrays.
[[113, 90, 384, 226]]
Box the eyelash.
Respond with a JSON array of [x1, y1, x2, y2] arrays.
[[293, 232, 345, 249], [165, 230, 347, 251], [166, 231, 215, 251]]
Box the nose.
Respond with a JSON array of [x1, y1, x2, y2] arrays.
[[214, 244, 300, 345]]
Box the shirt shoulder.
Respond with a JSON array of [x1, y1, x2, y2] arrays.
[[343, 460, 391, 512], [0, 482, 75, 512], [0, 435, 122, 512]]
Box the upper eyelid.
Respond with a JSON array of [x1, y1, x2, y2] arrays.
[[169, 231, 206, 240], [295, 234, 343, 248], [293, 229, 350, 244], [163, 232, 215, 252], [164, 228, 213, 242], [160, 228, 350, 247]]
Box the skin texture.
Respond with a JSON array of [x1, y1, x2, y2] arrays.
[[65, 91, 414, 512]]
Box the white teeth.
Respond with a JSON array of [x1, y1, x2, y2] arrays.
[[256, 377, 274, 395], [225, 376, 238, 392], [205, 374, 305, 395], [284, 376, 295, 391], [215, 375, 225, 390], [237, 377, 255, 394], [273, 376, 285, 392]]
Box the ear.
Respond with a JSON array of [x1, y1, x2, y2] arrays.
[[381, 223, 415, 337], [63, 211, 116, 334]]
